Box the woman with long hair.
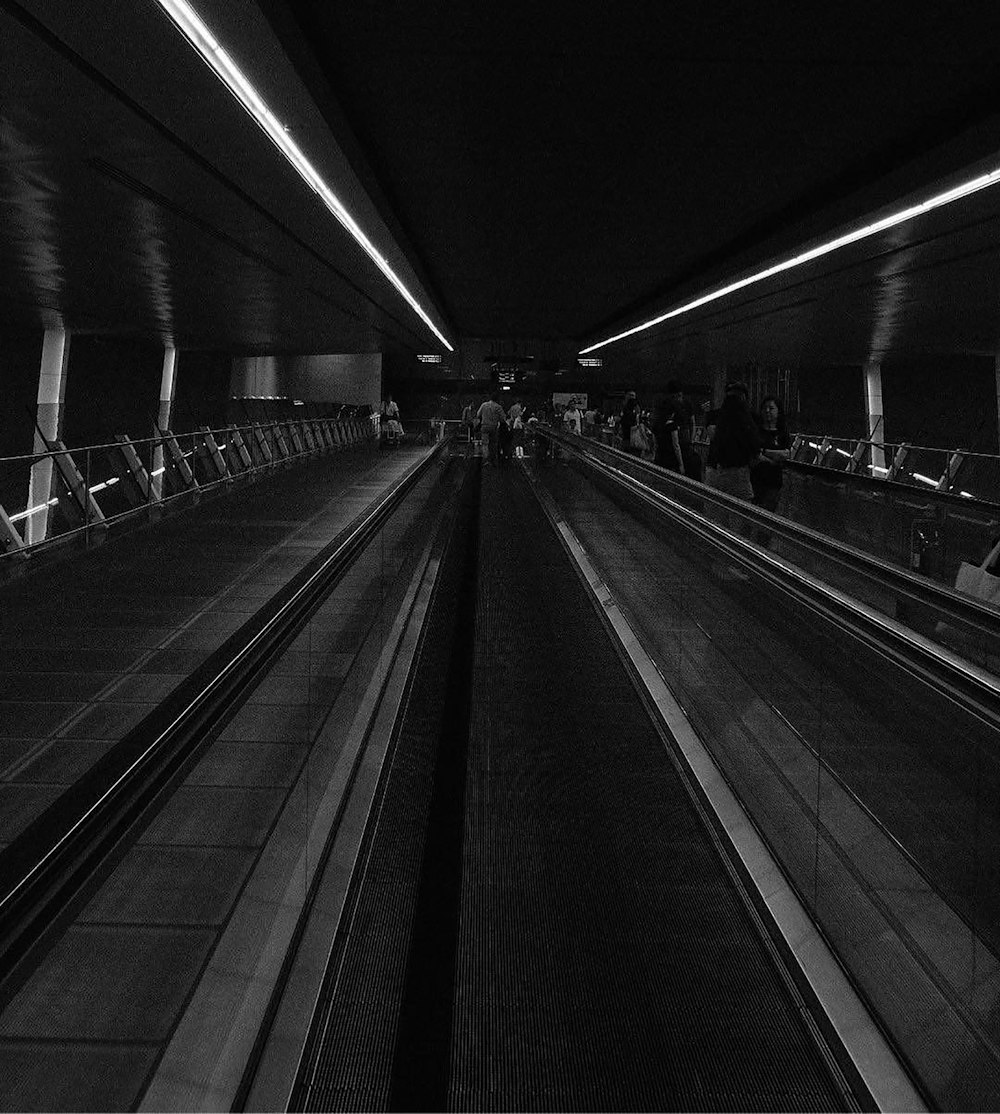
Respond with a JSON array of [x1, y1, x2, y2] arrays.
[[750, 395, 791, 511], [706, 381, 761, 500]]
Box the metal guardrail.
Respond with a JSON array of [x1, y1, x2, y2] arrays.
[[0, 437, 446, 1006], [787, 433, 1000, 501], [0, 415, 380, 561], [539, 426, 1000, 673], [614, 426, 1000, 592]]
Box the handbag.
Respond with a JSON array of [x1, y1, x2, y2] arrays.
[[629, 425, 648, 453], [954, 538, 1000, 606]]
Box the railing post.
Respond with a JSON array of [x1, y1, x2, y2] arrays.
[[846, 439, 868, 475], [936, 450, 965, 493], [886, 443, 911, 482], [197, 426, 229, 481], [0, 504, 25, 556]]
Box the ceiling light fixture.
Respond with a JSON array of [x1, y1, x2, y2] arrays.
[[580, 166, 1000, 354], [154, 0, 453, 352]]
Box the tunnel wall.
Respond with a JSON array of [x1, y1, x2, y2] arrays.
[[880, 353, 998, 453], [231, 353, 383, 409]]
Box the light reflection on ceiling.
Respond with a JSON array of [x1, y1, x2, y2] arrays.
[[0, 122, 66, 329], [866, 227, 919, 363], [133, 198, 176, 344]]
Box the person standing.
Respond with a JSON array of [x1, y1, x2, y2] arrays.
[[563, 398, 583, 435], [497, 413, 513, 467], [383, 395, 403, 445], [663, 379, 703, 481], [511, 408, 526, 458], [462, 400, 476, 443], [706, 381, 761, 500], [477, 393, 507, 466], [652, 397, 684, 472], [750, 395, 791, 511], [620, 391, 638, 452]]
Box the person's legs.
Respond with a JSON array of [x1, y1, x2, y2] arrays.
[[708, 466, 754, 538], [710, 466, 752, 501], [482, 427, 492, 463], [683, 447, 703, 482]]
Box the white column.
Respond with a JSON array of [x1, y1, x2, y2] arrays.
[[26, 327, 70, 544], [151, 345, 178, 500], [864, 359, 885, 472]]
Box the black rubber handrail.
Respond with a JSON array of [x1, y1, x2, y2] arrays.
[[549, 430, 1000, 728], [0, 439, 449, 1004], [543, 427, 1000, 643]]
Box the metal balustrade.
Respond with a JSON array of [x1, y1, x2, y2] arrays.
[[788, 432, 1000, 501], [0, 414, 380, 562]]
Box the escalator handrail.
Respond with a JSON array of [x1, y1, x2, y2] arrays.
[[0, 439, 449, 1002], [542, 427, 1000, 641], [543, 429, 1000, 723]]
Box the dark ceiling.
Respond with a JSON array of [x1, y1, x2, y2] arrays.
[[4, 0, 1000, 367], [268, 0, 1000, 342]]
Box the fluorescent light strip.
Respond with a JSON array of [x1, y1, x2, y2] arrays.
[[155, 0, 453, 352], [581, 165, 1000, 354]]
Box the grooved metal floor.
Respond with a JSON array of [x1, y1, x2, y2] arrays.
[[293, 462, 848, 1112]]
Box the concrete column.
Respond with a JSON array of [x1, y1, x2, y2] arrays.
[[151, 345, 178, 500], [25, 327, 70, 544], [864, 359, 885, 472]]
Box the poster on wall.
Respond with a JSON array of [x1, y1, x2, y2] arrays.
[[552, 392, 587, 411]]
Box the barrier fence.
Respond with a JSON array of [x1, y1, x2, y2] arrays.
[[0, 414, 380, 561]]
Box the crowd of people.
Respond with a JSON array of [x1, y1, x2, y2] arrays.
[[464, 393, 533, 467], [586, 379, 791, 511], [391, 380, 792, 510]]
